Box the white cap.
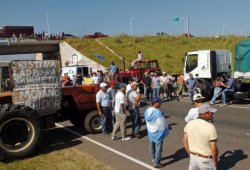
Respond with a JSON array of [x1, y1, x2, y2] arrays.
[[193, 94, 205, 101], [198, 104, 217, 114], [100, 82, 108, 88], [162, 71, 166, 74]]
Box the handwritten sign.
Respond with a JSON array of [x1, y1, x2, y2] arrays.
[[11, 60, 61, 115]]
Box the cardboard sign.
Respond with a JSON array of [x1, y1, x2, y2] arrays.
[[11, 60, 61, 115]]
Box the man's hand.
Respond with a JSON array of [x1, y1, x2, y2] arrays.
[[98, 112, 103, 116]]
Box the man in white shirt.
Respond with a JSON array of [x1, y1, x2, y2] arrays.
[[111, 83, 131, 141], [96, 82, 112, 134], [127, 82, 142, 138], [185, 94, 204, 123], [92, 72, 99, 84]]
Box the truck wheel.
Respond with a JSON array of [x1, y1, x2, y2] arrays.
[[197, 79, 213, 99], [0, 104, 44, 160], [84, 111, 102, 134]]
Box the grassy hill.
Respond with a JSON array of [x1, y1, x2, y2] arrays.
[[65, 35, 248, 73]]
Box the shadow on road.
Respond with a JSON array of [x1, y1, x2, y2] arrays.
[[217, 149, 248, 170], [39, 127, 84, 155], [162, 147, 189, 165]]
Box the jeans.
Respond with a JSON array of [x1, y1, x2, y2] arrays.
[[210, 87, 222, 104], [177, 84, 184, 96], [101, 107, 113, 133], [221, 88, 234, 104], [188, 89, 197, 103], [144, 86, 151, 102], [129, 106, 141, 135], [153, 88, 160, 98], [150, 139, 163, 166], [166, 84, 173, 99]]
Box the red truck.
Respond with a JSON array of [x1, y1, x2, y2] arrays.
[[84, 32, 108, 39], [0, 26, 34, 38]]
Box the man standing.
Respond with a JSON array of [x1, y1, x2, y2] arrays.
[[109, 61, 118, 81], [96, 82, 113, 135], [185, 73, 198, 104], [127, 82, 142, 138], [141, 72, 152, 102], [183, 104, 218, 170], [107, 80, 116, 124], [220, 74, 235, 106], [151, 73, 161, 98], [185, 94, 205, 123], [166, 73, 173, 100], [177, 73, 185, 97], [159, 72, 167, 99], [111, 83, 131, 141], [92, 72, 99, 84], [144, 97, 169, 168]]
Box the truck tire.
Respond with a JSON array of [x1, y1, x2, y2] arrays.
[[0, 104, 44, 160], [84, 110, 102, 134], [197, 79, 213, 99]]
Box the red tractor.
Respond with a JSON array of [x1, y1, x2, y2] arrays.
[[117, 59, 161, 83]]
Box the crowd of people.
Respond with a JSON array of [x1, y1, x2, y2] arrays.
[[59, 63, 235, 168], [95, 74, 220, 169]]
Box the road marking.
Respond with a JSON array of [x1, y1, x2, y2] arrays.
[[227, 105, 250, 110], [179, 99, 250, 110], [55, 123, 157, 170]]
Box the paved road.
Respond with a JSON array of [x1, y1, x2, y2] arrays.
[[50, 97, 250, 170]]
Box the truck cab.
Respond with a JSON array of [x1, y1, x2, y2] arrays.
[[184, 50, 232, 80], [183, 50, 232, 98]]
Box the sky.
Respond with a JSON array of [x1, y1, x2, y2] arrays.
[[1, 0, 250, 37]]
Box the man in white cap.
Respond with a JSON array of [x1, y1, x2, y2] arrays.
[[96, 82, 113, 135], [183, 104, 218, 170], [185, 94, 205, 123]]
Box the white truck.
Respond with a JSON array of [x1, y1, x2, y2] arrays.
[[61, 65, 92, 80], [183, 46, 250, 99]]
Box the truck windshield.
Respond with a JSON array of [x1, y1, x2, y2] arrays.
[[186, 54, 198, 73], [146, 61, 159, 69]]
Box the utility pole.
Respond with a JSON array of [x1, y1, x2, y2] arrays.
[[129, 17, 135, 36]]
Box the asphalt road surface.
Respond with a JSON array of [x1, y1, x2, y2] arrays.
[[48, 97, 250, 170]]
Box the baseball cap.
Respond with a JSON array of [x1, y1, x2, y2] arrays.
[[162, 71, 166, 74], [151, 97, 161, 105], [100, 82, 108, 88], [193, 94, 205, 101], [198, 104, 217, 114], [131, 82, 139, 87], [119, 83, 127, 89], [109, 80, 116, 86]]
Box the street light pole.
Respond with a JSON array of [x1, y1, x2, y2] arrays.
[[129, 17, 135, 36], [47, 11, 50, 35], [222, 24, 227, 36]]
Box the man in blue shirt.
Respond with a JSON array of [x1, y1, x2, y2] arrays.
[[144, 97, 169, 168], [109, 61, 118, 81], [220, 74, 235, 106], [185, 73, 198, 104]]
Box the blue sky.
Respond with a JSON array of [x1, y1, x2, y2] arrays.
[[1, 0, 250, 37]]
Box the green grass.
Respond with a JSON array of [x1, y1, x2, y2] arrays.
[[65, 35, 248, 73], [0, 129, 113, 170], [0, 148, 113, 170]]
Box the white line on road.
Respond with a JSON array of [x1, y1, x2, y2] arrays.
[[179, 99, 250, 110], [55, 123, 157, 170]]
